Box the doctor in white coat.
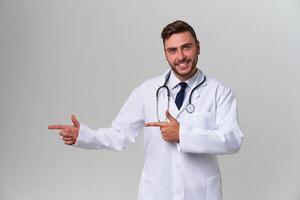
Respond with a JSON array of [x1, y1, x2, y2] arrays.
[[49, 20, 243, 200]]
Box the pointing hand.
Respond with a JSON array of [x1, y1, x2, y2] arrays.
[[48, 115, 80, 145], [144, 111, 180, 143]]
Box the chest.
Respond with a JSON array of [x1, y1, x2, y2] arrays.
[[144, 85, 217, 129]]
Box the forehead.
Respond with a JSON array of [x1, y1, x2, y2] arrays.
[[164, 32, 196, 48]]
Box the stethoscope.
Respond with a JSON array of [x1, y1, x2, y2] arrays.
[[156, 70, 206, 122]]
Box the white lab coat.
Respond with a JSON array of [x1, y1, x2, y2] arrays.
[[74, 70, 244, 200]]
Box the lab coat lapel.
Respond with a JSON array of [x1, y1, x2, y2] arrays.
[[157, 70, 171, 101], [156, 70, 176, 121], [161, 70, 180, 119], [168, 96, 179, 119], [190, 70, 207, 102]]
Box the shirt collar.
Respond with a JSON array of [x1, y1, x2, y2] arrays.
[[168, 68, 200, 90]]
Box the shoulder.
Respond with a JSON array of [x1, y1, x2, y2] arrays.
[[203, 73, 234, 100], [205, 73, 226, 88]]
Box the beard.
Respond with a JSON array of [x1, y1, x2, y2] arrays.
[[169, 56, 198, 80]]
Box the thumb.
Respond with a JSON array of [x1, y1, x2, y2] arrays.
[[166, 110, 176, 122], [71, 114, 80, 128]]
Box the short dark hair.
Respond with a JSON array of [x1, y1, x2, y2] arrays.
[[161, 20, 198, 44]]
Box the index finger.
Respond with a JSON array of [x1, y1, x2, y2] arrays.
[[144, 122, 165, 127], [48, 124, 69, 130]]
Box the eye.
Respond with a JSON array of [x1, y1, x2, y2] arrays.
[[167, 48, 177, 54], [183, 44, 192, 51]]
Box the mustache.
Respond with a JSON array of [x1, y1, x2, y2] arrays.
[[175, 59, 191, 65]]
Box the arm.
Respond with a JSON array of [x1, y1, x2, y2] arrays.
[[178, 86, 244, 154], [73, 87, 145, 151]]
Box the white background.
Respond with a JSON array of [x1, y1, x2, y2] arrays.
[[1, 0, 299, 199]]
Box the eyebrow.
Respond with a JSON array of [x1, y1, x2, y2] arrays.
[[182, 43, 193, 48], [165, 42, 194, 51]]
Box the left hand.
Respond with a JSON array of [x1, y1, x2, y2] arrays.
[[145, 111, 180, 143]]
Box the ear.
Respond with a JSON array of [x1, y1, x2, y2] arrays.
[[197, 40, 200, 55]]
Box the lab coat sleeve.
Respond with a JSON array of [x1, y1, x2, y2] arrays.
[[177, 86, 244, 154], [73, 87, 145, 151]]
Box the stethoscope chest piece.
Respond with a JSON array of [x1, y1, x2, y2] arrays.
[[186, 104, 195, 113]]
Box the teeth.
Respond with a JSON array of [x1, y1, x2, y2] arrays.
[[178, 62, 188, 67]]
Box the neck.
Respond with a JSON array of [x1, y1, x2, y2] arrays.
[[175, 68, 198, 82]]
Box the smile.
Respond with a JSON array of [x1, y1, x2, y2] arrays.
[[176, 61, 190, 68]]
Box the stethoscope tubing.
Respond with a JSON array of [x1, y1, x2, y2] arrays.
[[156, 70, 206, 121], [188, 76, 206, 104]]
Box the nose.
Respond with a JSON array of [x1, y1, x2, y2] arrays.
[[177, 49, 186, 61]]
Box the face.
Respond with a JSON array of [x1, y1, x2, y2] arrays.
[[164, 31, 200, 81]]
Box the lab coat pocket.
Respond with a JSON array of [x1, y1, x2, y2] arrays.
[[206, 174, 222, 200]]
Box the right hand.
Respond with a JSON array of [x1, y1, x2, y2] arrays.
[[48, 115, 80, 145]]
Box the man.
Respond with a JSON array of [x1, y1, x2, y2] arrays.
[[49, 20, 243, 200]]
